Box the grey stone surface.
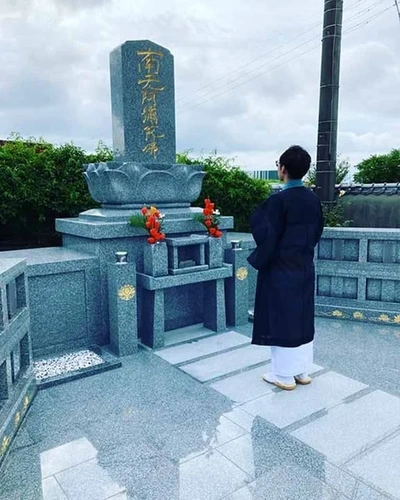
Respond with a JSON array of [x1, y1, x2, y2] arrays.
[[206, 236, 223, 269], [211, 363, 323, 406], [178, 449, 251, 500], [40, 436, 98, 478], [82, 40, 207, 209], [218, 417, 359, 498], [292, 390, 400, 464], [225, 248, 250, 326], [241, 371, 367, 429], [348, 433, 400, 499], [225, 465, 348, 500], [0, 248, 102, 357], [107, 262, 138, 356], [41, 477, 68, 500], [58, 215, 234, 239], [137, 264, 232, 290], [1, 324, 398, 500], [143, 242, 169, 277], [156, 331, 249, 364], [140, 289, 165, 348], [110, 40, 175, 164], [0, 259, 36, 469], [163, 324, 213, 346], [56, 458, 125, 500], [181, 345, 270, 382], [203, 278, 227, 333]]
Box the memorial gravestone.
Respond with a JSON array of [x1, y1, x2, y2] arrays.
[[82, 40, 206, 210], [57, 40, 242, 350]]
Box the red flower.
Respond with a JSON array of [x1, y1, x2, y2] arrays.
[[209, 227, 216, 235], [141, 207, 148, 215], [205, 219, 212, 228], [147, 237, 156, 244], [215, 230, 223, 238]]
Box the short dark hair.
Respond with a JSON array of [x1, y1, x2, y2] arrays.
[[279, 145, 311, 180]]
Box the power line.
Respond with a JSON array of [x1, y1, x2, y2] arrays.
[[176, 21, 322, 107], [394, 0, 400, 23], [177, 33, 321, 111], [177, 1, 386, 112], [176, 0, 380, 107], [177, 3, 395, 115], [344, 3, 395, 34]]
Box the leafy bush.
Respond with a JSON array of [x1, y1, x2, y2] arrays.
[[177, 151, 271, 232], [0, 138, 270, 249], [307, 157, 350, 185], [0, 134, 112, 249], [354, 149, 400, 184]]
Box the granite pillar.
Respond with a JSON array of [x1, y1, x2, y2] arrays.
[[203, 279, 226, 333], [225, 245, 249, 326], [107, 261, 138, 356]]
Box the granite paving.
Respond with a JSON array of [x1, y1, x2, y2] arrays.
[[0, 318, 399, 500]]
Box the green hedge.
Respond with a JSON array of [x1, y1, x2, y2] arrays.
[[0, 135, 112, 249], [0, 138, 271, 249], [354, 149, 400, 184], [177, 151, 271, 232]]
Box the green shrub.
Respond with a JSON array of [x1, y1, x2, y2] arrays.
[[0, 134, 111, 249], [354, 149, 400, 183], [177, 151, 271, 232], [0, 138, 270, 249]]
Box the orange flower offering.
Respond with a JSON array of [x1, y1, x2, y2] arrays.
[[201, 198, 222, 238], [129, 206, 166, 244]]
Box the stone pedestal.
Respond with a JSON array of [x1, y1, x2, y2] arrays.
[[107, 262, 138, 356], [143, 242, 168, 277], [225, 244, 250, 326], [206, 237, 223, 269], [57, 211, 234, 347]]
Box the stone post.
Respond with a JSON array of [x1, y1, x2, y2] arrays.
[[225, 241, 249, 326], [107, 260, 138, 356]]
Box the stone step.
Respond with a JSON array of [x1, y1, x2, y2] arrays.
[[156, 330, 250, 365], [180, 344, 270, 383], [211, 363, 324, 406]]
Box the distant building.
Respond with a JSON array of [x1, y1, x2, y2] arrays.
[[249, 170, 279, 181]]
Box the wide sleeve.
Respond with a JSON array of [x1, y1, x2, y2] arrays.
[[247, 195, 284, 271]]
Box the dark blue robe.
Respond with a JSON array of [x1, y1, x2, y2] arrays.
[[248, 184, 324, 348]]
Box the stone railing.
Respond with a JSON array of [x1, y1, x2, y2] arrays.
[[227, 229, 400, 327], [0, 258, 36, 466], [315, 228, 400, 325]]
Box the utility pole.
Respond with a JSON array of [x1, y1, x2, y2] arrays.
[[316, 0, 344, 206]]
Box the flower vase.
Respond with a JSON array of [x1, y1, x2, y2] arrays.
[[143, 242, 169, 277], [206, 236, 223, 269]]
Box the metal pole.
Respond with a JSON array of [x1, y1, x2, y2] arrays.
[[316, 0, 344, 205]]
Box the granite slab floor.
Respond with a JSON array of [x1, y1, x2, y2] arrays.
[[1, 318, 399, 500]]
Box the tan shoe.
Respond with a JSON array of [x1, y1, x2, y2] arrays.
[[294, 374, 312, 385], [262, 373, 297, 391]]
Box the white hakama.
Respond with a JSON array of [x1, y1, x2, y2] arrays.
[[271, 341, 313, 378]]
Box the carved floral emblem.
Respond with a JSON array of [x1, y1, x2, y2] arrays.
[[118, 285, 136, 301], [236, 267, 248, 281]]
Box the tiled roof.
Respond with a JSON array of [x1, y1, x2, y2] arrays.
[[271, 183, 400, 196]]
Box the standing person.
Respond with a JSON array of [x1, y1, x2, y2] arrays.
[[248, 145, 324, 391]]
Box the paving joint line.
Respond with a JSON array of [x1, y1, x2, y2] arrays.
[[174, 341, 253, 368]]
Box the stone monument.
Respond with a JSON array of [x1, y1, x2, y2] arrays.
[[82, 40, 206, 211], [57, 40, 236, 350]]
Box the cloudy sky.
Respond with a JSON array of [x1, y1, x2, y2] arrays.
[[0, 0, 399, 173]]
